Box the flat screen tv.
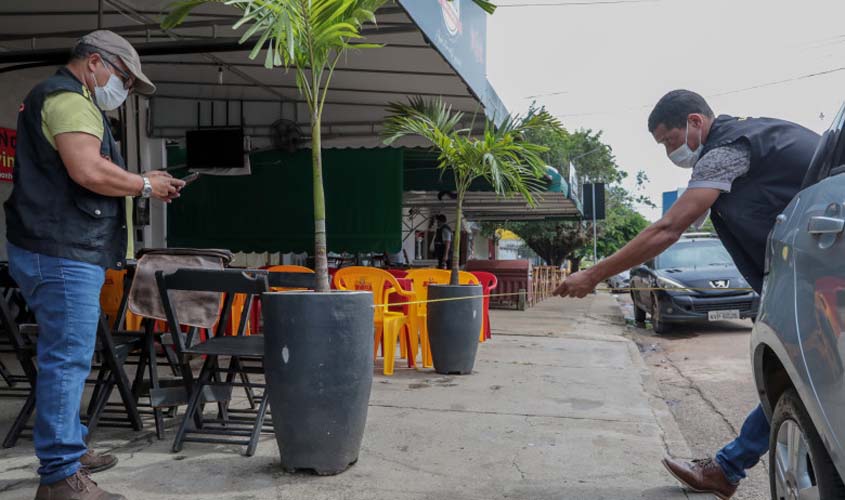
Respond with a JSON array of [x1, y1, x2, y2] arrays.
[[186, 127, 244, 169]]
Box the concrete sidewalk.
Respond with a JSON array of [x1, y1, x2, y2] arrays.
[[0, 293, 695, 500]]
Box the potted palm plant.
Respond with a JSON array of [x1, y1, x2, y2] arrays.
[[163, 0, 389, 475], [165, 0, 501, 473], [383, 97, 560, 374]]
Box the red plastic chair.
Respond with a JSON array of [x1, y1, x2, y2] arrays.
[[248, 265, 314, 333], [471, 271, 498, 341], [386, 269, 408, 279]]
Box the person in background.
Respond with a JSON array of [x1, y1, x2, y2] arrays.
[[554, 89, 820, 499], [385, 249, 406, 268], [433, 214, 453, 270], [5, 30, 184, 500]]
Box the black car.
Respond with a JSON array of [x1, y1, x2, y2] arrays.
[[630, 236, 760, 334]]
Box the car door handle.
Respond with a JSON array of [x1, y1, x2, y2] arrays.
[[808, 215, 845, 235]]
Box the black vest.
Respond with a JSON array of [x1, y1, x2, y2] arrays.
[[702, 115, 819, 293], [5, 68, 127, 269]]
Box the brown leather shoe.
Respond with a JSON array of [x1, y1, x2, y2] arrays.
[[79, 450, 118, 474], [662, 457, 738, 500], [34, 470, 126, 500]]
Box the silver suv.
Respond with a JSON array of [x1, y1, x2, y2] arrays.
[[751, 105, 845, 499]]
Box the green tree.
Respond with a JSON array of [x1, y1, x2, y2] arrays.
[[688, 217, 716, 234], [592, 185, 649, 259], [482, 104, 651, 269], [384, 97, 560, 284]]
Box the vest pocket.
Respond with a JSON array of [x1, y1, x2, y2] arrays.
[[74, 195, 119, 219], [71, 195, 120, 249]]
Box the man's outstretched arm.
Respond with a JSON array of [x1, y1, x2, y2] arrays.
[[554, 188, 721, 298]]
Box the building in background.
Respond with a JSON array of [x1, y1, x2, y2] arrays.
[[662, 188, 686, 215]]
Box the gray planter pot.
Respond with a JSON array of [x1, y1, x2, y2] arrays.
[[426, 284, 483, 375], [262, 291, 373, 475]]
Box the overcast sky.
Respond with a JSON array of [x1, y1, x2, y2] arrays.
[[486, 0, 845, 221]]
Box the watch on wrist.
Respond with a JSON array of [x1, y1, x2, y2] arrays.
[[140, 176, 153, 198]]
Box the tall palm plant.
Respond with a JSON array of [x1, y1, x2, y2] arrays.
[[383, 97, 561, 285], [164, 0, 386, 291], [164, 1, 498, 292]]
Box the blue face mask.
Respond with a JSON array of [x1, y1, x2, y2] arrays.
[[668, 124, 702, 169]]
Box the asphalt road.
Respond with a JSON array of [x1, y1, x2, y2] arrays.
[[614, 292, 771, 500]]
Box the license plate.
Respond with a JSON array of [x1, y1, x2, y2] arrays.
[[708, 310, 740, 321]]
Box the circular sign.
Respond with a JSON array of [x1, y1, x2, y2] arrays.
[[440, 0, 462, 36]]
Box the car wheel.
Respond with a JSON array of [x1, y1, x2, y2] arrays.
[[651, 295, 670, 334], [769, 388, 845, 500], [632, 292, 647, 324], [634, 303, 647, 324]]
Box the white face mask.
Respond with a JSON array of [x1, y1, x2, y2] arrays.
[[668, 124, 703, 169], [91, 71, 128, 111]]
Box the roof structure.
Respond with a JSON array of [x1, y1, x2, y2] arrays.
[[0, 1, 507, 148], [0, 1, 581, 223]]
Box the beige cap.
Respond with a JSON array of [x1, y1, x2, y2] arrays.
[[76, 30, 156, 95]]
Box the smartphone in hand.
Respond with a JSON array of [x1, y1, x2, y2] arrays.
[[181, 172, 200, 185]]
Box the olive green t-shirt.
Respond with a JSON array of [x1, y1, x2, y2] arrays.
[[41, 90, 134, 260]]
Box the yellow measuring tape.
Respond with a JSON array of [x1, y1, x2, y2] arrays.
[[371, 286, 755, 308]]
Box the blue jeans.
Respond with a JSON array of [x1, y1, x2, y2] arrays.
[[7, 243, 105, 485], [715, 404, 771, 484]]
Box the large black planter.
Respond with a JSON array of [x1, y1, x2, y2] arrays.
[[427, 284, 483, 375], [262, 291, 374, 475]]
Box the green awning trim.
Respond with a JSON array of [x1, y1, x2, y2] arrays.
[[167, 148, 403, 254], [403, 149, 569, 194]]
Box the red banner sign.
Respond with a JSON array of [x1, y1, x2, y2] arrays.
[[0, 127, 15, 183]]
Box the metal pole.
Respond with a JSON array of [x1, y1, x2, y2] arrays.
[[97, 0, 104, 29], [592, 181, 597, 267]]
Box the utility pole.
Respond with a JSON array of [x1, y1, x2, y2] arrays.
[[592, 180, 597, 267], [567, 146, 604, 269]]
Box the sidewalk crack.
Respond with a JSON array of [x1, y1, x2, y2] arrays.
[[512, 455, 526, 480], [0, 478, 36, 494], [662, 356, 739, 436], [369, 403, 643, 425]]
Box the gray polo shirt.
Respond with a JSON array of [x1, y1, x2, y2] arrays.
[[688, 141, 751, 192]]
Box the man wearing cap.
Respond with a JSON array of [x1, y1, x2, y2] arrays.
[[5, 30, 184, 500]]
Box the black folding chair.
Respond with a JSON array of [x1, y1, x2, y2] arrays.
[[157, 268, 318, 456], [156, 269, 271, 456], [0, 284, 35, 399], [0, 270, 143, 448], [95, 264, 182, 440], [0, 287, 38, 447]]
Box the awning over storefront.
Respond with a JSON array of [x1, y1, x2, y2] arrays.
[[167, 146, 580, 254], [403, 150, 581, 221], [0, 1, 508, 148], [0, 2, 581, 254]]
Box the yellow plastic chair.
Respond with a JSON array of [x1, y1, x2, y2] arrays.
[[125, 310, 144, 331], [405, 269, 481, 368], [228, 294, 253, 335], [100, 269, 127, 329], [265, 265, 314, 291], [334, 266, 417, 376]]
